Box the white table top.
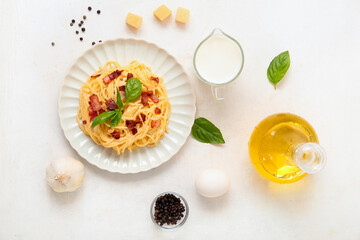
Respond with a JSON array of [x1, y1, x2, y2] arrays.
[[1, 0, 360, 239]]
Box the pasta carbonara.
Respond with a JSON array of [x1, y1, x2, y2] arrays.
[[77, 60, 171, 154]]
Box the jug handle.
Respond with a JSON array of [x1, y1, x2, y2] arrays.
[[211, 86, 225, 101]]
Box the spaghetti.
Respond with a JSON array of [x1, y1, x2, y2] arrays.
[[77, 60, 171, 154]]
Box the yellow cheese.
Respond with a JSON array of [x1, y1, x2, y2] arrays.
[[154, 5, 172, 21], [126, 13, 143, 29], [175, 7, 190, 24]]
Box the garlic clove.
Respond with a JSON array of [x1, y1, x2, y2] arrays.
[[46, 156, 85, 192]]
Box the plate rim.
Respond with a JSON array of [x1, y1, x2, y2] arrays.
[[58, 38, 196, 174]]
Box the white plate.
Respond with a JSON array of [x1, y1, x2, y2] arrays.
[[59, 38, 196, 173]]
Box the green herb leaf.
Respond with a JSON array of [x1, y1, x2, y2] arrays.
[[191, 117, 225, 144], [116, 88, 123, 110], [110, 110, 122, 128], [267, 51, 290, 89], [91, 110, 117, 129], [125, 78, 142, 103]]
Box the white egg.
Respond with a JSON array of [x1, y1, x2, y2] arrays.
[[195, 169, 231, 198]]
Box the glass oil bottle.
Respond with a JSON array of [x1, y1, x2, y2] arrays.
[[249, 113, 326, 183]]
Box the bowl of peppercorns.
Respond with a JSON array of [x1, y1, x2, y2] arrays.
[[150, 192, 189, 230]]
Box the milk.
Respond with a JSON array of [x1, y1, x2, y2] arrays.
[[194, 36, 243, 85]]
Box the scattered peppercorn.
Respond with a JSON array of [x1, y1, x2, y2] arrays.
[[67, 7, 102, 41], [51, 42, 55, 46], [153, 193, 185, 226]]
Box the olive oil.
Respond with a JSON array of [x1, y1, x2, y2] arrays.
[[249, 113, 326, 183]]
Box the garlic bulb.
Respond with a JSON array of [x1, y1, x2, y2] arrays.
[[46, 157, 85, 192]]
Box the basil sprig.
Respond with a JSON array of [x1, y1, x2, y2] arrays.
[[191, 117, 225, 144], [91, 78, 142, 129], [110, 109, 122, 128], [91, 111, 117, 129], [116, 87, 123, 110], [109, 89, 123, 128], [125, 78, 142, 103], [267, 51, 290, 89]]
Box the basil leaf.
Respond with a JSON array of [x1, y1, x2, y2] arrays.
[[110, 110, 122, 128], [91, 110, 117, 129], [191, 117, 225, 144], [116, 88, 123, 110], [267, 51, 290, 89], [125, 78, 142, 103]]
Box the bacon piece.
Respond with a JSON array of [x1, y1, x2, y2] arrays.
[[151, 120, 161, 128], [126, 118, 143, 133], [88, 106, 98, 120], [150, 76, 159, 83], [155, 107, 161, 114], [135, 116, 143, 126], [140, 91, 159, 105], [149, 92, 159, 103], [119, 85, 125, 92], [126, 120, 136, 131], [82, 120, 87, 124], [127, 124, 135, 131], [131, 128, 138, 135], [141, 92, 150, 106], [91, 74, 101, 78], [103, 70, 123, 84], [111, 131, 120, 139], [126, 120, 135, 126], [127, 73, 133, 80], [103, 75, 111, 84], [111, 70, 123, 78], [105, 98, 117, 110], [89, 94, 101, 111], [140, 114, 146, 122]]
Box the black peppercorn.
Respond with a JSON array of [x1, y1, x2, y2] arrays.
[[51, 42, 55, 46], [153, 193, 186, 226], [81, 28, 85, 32], [97, 10, 101, 14], [70, 22, 73, 26], [76, 30, 79, 34], [92, 42, 95, 45], [72, 19, 75, 23], [80, 37, 83, 41], [83, 15, 87, 20], [88, 6, 92, 11]]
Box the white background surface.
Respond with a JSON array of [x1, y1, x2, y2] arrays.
[[1, 0, 360, 239]]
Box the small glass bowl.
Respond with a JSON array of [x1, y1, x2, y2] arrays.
[[150, 191, 189, 230]]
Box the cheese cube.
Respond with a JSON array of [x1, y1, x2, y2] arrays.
[[126, 13, 143, 29], [154, 4, 172, 21], [175, 7, 190, 24]]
